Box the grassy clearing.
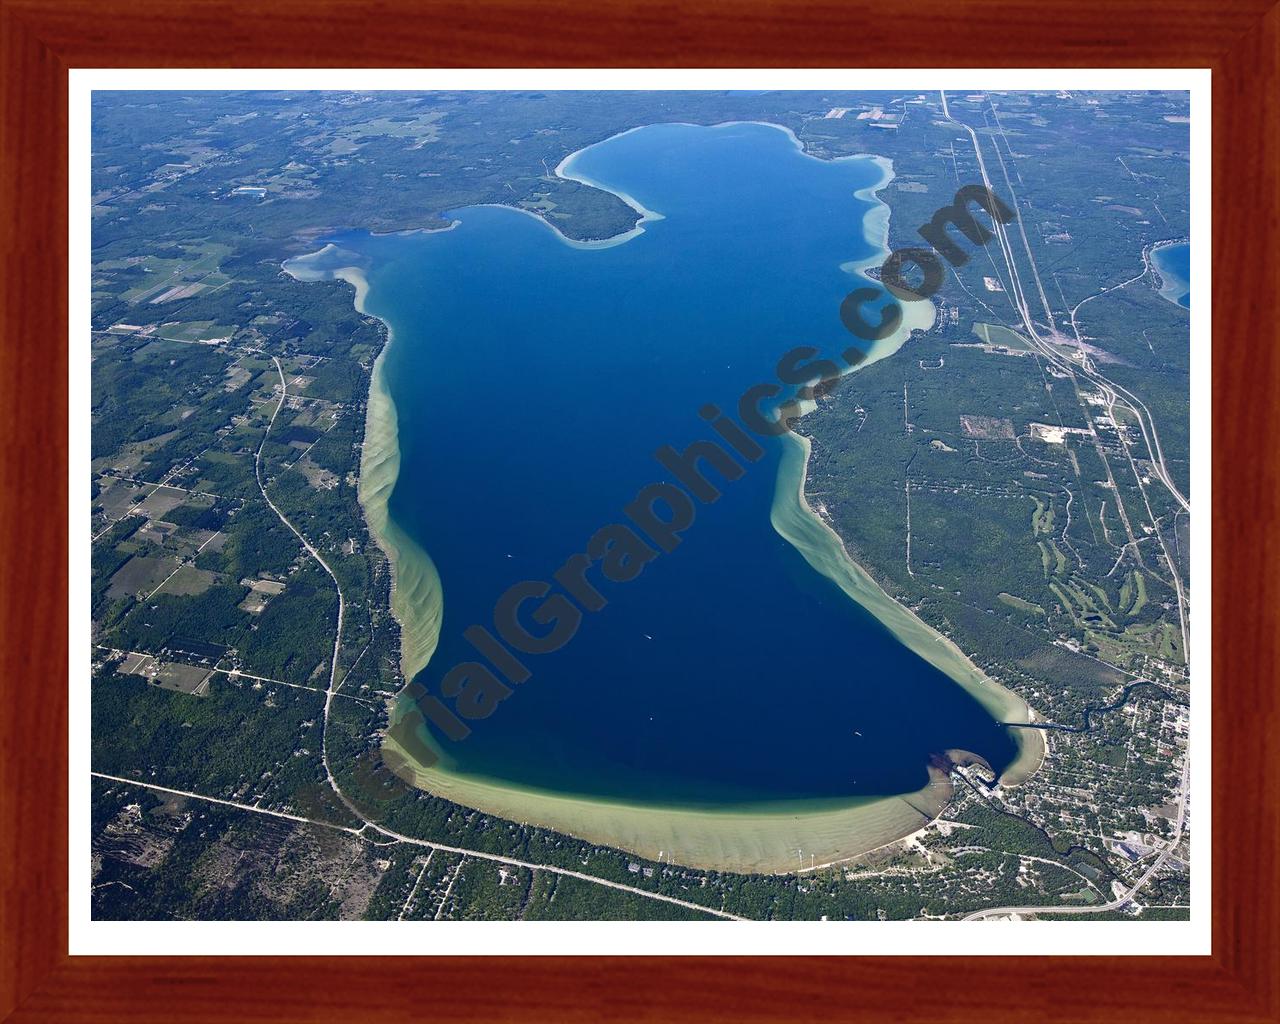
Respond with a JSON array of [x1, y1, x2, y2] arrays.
[[1119, 569, 1134, 613], [1129, 571, 1148, 615], [107, 554, 179, 599], [1029, 495, 1056, 537], [104, 241, 233, 304], [155, 321, 237, 343], [1047, 539, 1068, 574], [999, 592, 1045, 615], [157, 565, 219, 597], [973, 322, 1037, 351]]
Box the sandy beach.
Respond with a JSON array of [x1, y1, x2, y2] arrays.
[[282, 247, 445, 684], [383, 728, 955, 874]]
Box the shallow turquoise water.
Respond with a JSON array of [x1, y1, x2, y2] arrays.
[[340, 122, 1017, 808], [1153, 242, 1190, 309]]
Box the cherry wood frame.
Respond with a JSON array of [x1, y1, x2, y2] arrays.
[[2, 1, 1276, 1019]]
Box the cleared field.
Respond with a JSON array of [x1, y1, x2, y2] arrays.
[[112, 653, 211, 695], [156, 565, 219, 597], [999, 592, 1045, 615], [187, 529, 225, 553], [107, 554, 179, 599], [337, 111, 444, 145], [135, 488, 188, 520], [150, 283, 209, 304], [972, 321, 1036, 352], [155, 320, 237, 343], [238, 591, 272, 614], [960, 413, 1015, 439], [150, 661, 213, 695], [116, 652, 154, 675], [243, 578, 287, 595], [100, 241, 232, 305], [95, 478, 149, 520]]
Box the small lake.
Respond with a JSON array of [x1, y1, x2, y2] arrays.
[[338, 122, 1019, 810]]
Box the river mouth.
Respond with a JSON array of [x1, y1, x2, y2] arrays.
[[288, 121, 1041, 872]]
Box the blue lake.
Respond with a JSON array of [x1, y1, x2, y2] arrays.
[[1152, 241, 1190, 309], [339, 122, 1019, 809]]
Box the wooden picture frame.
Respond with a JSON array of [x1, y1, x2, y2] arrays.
[[2, 1, 1275, 1019]]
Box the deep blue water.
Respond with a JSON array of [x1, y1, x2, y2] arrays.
[[341, 122, 1017, 808], [1152, 242, 1190, 309]]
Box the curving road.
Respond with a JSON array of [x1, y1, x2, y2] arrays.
[[256, 359, 351, 811]]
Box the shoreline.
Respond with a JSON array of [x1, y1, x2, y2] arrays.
[[290, 121, 1044, 873], [773, 148, 1045, 785], [777, 429, 1045, 785], [384, 727, 956, 874], [281, 246, 445, 684], [1149, 238, 1191, 308]]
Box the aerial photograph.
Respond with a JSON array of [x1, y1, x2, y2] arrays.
[[88, 88, 1192, 923]]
